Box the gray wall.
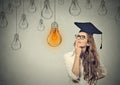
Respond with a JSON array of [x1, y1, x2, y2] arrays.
[[0, 0, 120, 85]]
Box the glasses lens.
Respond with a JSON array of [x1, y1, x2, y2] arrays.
[[75, 34, 86, 40], [81, 35, 85, 39]]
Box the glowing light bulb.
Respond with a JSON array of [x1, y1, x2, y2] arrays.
[[28, 0, 36, 13], [11, 33, 21, 50], [12, 0, 21, 8], [19, 14, 28, 29], [5, 2, 14, 14], [97, 0, 107, 16], [115, 6, 120, 24], [58, 0, 64, 5], [69, 0, 81, 16], [41, 0, 53, 19], [85, 0, 92, 9], [37, 19, 45, 31], [47, 22, 62, 47], [0, 11, 8, 28]]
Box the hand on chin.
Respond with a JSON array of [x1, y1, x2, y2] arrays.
[[77, 43, 84, 48]]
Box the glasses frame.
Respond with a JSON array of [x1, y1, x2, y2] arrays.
[[75, 34, 87, 40]]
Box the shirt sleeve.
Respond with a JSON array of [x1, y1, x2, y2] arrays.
[[64, 52, 80, 80], [98, 59, 107, 76]]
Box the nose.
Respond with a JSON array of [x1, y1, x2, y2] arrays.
[[77, 37, 82, 41], [77, 37, 80, 40]]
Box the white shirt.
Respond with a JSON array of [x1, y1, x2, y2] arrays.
[[64, 50, 107, 85]]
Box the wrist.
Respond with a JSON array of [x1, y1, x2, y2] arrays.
[[75, 54, 80, 58]]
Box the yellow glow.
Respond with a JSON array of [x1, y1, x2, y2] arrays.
[[47, 28, 62, 47]]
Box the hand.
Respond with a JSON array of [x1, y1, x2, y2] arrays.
[[75, 40, 82, 57]]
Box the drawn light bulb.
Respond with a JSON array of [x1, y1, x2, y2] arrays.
[[11, 33, 21, 50], [12, 0, 21, 8], [58, 0, 64, 5], [85, 0, 92, 9], [97, 0, 107, 16], [69, 0, 81, 16], [0, 11, 8, 28], [37, 19, 45, 31], [47, 22, 62, 47], [115, 6, 120, 24], [41, 0, 53, 19], [28, 0, 36, 13], [5, 1, 14, 14], [19, 14, 28, 29]]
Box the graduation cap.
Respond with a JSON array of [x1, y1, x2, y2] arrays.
[[74, 22, 102, 49]]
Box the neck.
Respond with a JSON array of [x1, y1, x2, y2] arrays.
[[80, 47, 87, 59]]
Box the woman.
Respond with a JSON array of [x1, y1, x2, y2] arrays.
[[64, 22, 107, 85]]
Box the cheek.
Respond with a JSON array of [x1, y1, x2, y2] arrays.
[[81, 39, 87, 43], [83, 41, 88, 45]]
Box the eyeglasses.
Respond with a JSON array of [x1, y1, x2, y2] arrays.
[[75, 34, 87, 40]]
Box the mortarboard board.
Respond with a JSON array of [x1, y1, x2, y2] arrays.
[[74, 22, 103, 49]]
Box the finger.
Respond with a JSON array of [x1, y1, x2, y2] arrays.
[[75, 40, 78, 48]]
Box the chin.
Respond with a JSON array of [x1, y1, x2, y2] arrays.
[[79, 46, 86, 48]]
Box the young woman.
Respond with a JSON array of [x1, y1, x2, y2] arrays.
[[64, 22, 107, 85]]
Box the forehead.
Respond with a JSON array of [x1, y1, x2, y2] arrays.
[[78, 32, 88, 36]]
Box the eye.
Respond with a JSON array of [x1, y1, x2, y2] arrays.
[[80, 35, 85, 40], [77, 35, 81, 38], [80, 35, 86, 39], [75, 34, 80, 38]]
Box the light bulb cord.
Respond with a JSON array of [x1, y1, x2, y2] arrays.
[[16, 7, 18, 33], [1, 0, 4, 10], [54, 0, 56, 22], [8, 0, 11, 4], [23, 0, 25, 13], [40, 0, 43, 17], [87, 0, 89, 3], [30, 0, 34, 5]]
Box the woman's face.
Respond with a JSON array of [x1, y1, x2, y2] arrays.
[[75, 32, 88, 48]]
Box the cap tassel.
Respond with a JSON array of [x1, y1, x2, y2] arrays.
[[100, 43, 102, 49], [100, 34, 102, 49]]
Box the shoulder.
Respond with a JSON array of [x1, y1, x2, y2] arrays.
[[64, 50, 75, 61]]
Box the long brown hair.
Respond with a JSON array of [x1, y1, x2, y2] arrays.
[[80, 34, 101, 85]]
